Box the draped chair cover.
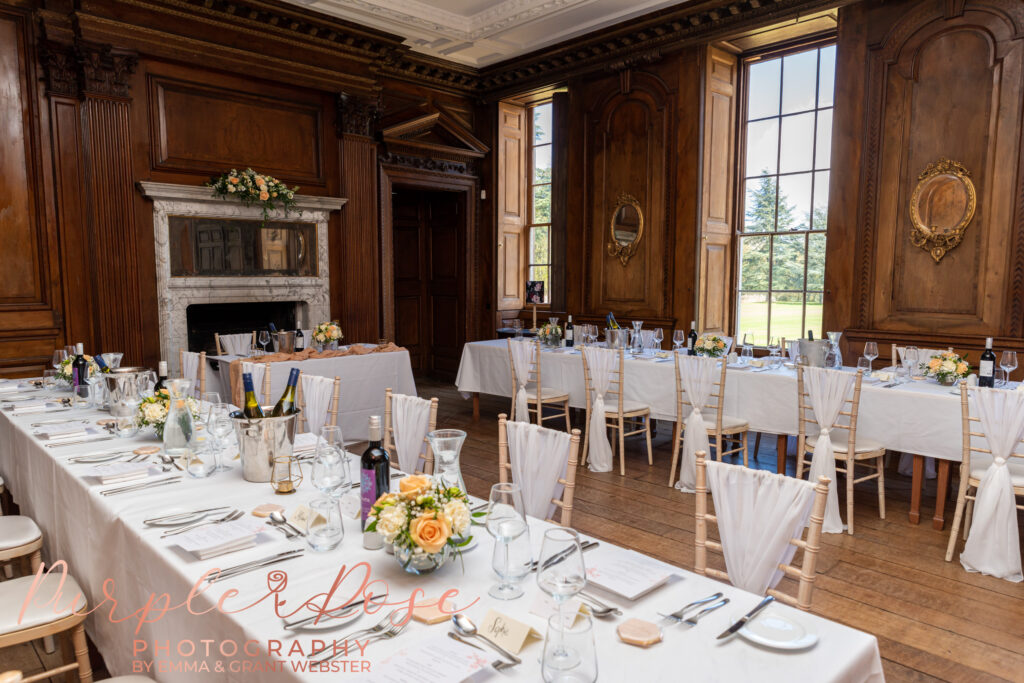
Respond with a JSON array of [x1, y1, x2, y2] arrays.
[[508, 340, 535, 423], [960, 388, 1024, 582], [802, 366, 854, 533], [181, 351, 201, 394], [582, 346, 616, 473], [220, 333, 252, 356], [706, 460, 817, 595], [300, 374, 334, 436], [787, 340, 800, 363], [505, 419, 572, 520], [241, 362, 266, 404], [675, 354, 716, 492], [391, 392, 432, 474]]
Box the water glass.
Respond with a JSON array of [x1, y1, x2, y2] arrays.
[[42, 369, 57, 387], [741, 344, 754, 366], [307, 497, 344, 552], [995, 367, 1008, 387], [485, 482, 531, 600], [537, 527, 586, 665], [512, 319, 523, 339], [766, 337, 781, 358], [73, 383, 92, 406], [857, 357, 872, 373], [207, 403, 234, 472], [902, 346, 919, 379], [113, 401, 140, 438], [185, 440, 216, 478], [312, 441, 350, 498], [542, 614, 598, 682]]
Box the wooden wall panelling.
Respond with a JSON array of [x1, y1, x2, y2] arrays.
[[496, 101, 527, 312], [671, 47, 703, 335], [697, 46, 738, 334]]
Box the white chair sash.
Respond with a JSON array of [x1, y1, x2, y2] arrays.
[[582, 346, 617, 473], [705, 460, 817, 595], [241, 362, 266, 404], [506, 420, 572, 520], [675, 354, 716, 492], [960, 388, 1024, 582], [508, 340, 535, 423], [392, 393, 431, 474], [299, 374, 334, 436], [181, 351, 200, 390], [787, 340, 800, 362], [802, 366, 854, 533]]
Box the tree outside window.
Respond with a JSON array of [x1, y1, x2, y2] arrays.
[[528, 102, 553, 303]]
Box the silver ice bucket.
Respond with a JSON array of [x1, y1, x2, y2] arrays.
[[230, 408, 300, 483], [272, 331, 296, 353], [104, 367, 156, 417], [605, 328, 630, 349], [799, 340, 830, 368]]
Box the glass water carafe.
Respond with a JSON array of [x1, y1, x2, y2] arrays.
[[428, 429, 468, 494], [163, 378, 197, 469], [826, 331, 843, 369]]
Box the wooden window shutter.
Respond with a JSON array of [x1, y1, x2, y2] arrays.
[[497, 101, 527, 311]]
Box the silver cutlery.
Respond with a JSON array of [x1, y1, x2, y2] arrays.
[[716, 595, 773, 640], [306, 609, 401, 660], [45, 436, 115, 448], [312, 620, 406, 664], [206, 549, 305, 583], [31, 418, 87, 427], [283, 593, 389, 630], [143, 506, 232, 525], [446, 632, 516, 671], [269, 510, 306, 537], [578, 590, 622, 618], [161, 510, 243, 537], [530, 540, 599, 571], [659, 592, 724, 622], [66, 450, 135, 463], [678, 598, 730, 629], [100, 476, 182, 496], [451, 614, 522, 664]]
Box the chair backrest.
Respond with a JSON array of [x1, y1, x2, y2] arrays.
[[178, 349, 206, 396], [796, 365, 864, 454], [507, 339, 544, 422], [497, 413, 580, 527], [581, 346, 626, 415], [296, 373, 341, 436], [695, 453, 830, 610], [383, 387, 438, 475], [216, 331, 256, 356], [675, 351, 727, 433], [959, 383, 1024, 478]]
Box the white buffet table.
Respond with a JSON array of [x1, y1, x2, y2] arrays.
[[0, 399, 883, 682]]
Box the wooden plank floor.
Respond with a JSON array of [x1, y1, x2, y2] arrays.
[[419, 377, 1024, 683]]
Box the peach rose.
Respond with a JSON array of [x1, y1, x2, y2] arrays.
[[928, 358, 942, 371], [399, 474, 431, 499], [229, 176, 240, 184], [957, 361, 968, 374], [259, 190, 270, 201], [409, 514, 450, 553], [716, 340, 725, 349]]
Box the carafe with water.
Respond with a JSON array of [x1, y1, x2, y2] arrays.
[[427, 429, 468, 493]]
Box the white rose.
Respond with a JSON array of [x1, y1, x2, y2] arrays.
[[143, 403, 166, 422], [941, 360, 956, 372], [375, 503, 408, 544], [443, 500, 470, 537]]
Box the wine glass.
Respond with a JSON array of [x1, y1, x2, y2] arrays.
[[320, 425, 349, 477], [311, 440, 350, 498], [536, 528, 586, 670], [902, 346, 919, 381], [258, 330, 271, 354], [1000, 350, 1017, 384], [484, 482, 531, 600], [206, 403, 235, 472], [766, 336, 781, 357], [652, 328, 664, 351], [863, 342, 879, 371], [673, 330, 685, 350], [52, 349, 67, 370], [307, 497, 344, 552]]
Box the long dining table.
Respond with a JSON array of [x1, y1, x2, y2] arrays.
[[455, 339, 976, 528], [0, 392, 884, 682]]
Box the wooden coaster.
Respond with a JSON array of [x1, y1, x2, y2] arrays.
[[133, 446, 160, 455], [411, 597, 455, 624], [95, 418, 116, 427], [616, 618, 662, 648], [252, 503, 285, 518]]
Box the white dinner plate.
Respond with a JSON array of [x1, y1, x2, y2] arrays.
[[734, 609, 818, 650]]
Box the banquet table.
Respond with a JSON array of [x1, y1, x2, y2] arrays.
[[0, 397, 884, 682], [455, 340, 975, 527], [205, 346, 416, 442]]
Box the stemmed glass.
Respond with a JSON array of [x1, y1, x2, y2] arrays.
[[206, 403, 234, 473], [673, 330, 685, 350], [902, 346, 919, 382], [485, 482, 531, 600], [312, 442, 349, 498], [652, 328, 664, 351], [258, 330, 271, 354], [52, 349, 67, 370], [863, 342, 879, 371], [536, 528, 586, 670], [1000, 350, 1018, 385]]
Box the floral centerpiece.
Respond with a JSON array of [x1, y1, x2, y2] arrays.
[[921, 351, 970, 385], [365, 474, 472, 575], [312, 321, 344, 349], [539, 322, 562, 347], [207, 168, 299, 222], [135, 389, 201, 440], [693, 334, 727, 358], [55, 355, 100, 385]]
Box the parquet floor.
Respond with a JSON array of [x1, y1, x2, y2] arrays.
[[419, 377, 1024, 683]]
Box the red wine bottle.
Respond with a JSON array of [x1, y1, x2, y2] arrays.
[[360, 416, 390, 532], [688, 321, 698, 352], [979, 337, 995, 388], [72, 343, 88, 388]]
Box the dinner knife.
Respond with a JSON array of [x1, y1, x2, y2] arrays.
[[716, 595, 774, 640], [206, 550, 305, 583]]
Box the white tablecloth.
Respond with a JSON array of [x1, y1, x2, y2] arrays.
[[206, 347, 416, 441], [0, 400, 883, 682], [456, 339, 965, 462]]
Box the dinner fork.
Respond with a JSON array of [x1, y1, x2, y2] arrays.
[[306, 610, 401, 661], [313, 620, 407, 665], [677, 598, 730, 629], [659, 592, 724, 622], [161, 509, 243, 537]]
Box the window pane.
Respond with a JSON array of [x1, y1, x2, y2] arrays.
[[529, 225, 550, 265], [779, 112, 815, 173], [812, 170, 830, 229], [818, 45, 836, 108], [533, 103, 552, 145], [747, 59, 781, 119], [533, 145, 552, 183], [737, 291, 769, 341], [815, 109, 832, 170], [781, 49, 818, 114], [807, 233, 826, 290], [805, 292, 823, 337], [529, 265, 550, 302], [778, 173, 812, 231], [532, 185, 551, 223], [770, 292, 804, 343], [743, 177, 777, 233], [772, 233, 806, 291], [745, 118, 779, 177], [739, 235, 770, 290]]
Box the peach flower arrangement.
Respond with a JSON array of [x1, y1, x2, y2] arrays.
[[207, 167, 298, 222], [921, 350, 970, 385]]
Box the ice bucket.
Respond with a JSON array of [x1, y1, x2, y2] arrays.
[[605, 328, 630, 349], [230, 408, 300, 483], [272, 331, 296, 353], [104, 367, 156, 418], [798, 340, 830, 368]]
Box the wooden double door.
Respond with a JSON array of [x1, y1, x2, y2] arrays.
[[392, 188, 465, 378]]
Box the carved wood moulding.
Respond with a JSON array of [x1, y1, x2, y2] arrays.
[[40, 39, 138, 98], [337, 91, 383, 137]]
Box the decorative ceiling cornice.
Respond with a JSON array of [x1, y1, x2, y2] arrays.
[[39, 38, 138, 98]]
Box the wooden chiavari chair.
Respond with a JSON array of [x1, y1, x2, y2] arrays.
[[295, 374, 342, 435], [945, 383, 1024, 561], [383, 387, 438, 475], [694, 453, 829, 610], [581, 347, 653, 475], [506, 339, 571, 430], [214, 331, 256, 356], [498, 414, 581, 527], [796, 366, 885, 535], [668, 353, 749, 486], [178, 349, 206, 396]]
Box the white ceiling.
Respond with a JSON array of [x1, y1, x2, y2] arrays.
[[284, 0, 691, 67]]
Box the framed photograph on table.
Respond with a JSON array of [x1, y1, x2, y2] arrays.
[[526, 280, 544, 331]]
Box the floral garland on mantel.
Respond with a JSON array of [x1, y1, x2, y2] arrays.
[[207, 168, 299, 221]]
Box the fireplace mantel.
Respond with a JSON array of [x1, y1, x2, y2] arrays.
[[138, 181, 346, 371]]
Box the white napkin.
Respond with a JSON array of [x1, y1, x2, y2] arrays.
[[36, 424, 91, 440], [0, 383, 27, 394], [292, 432, 320, 456], [88, 462, 152, 484], [175, 518, 266, 559], [11, 401, 63, 415]]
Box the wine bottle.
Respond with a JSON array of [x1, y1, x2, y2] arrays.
[[270, 367, 300, 416], [688, 321, 698, 352], [242, 372, 265, 418], [71, 343, 88, 388], [268, 322, 277, 333], [979, 337, 996, 388], [807, 330, 815, 341], [360, 415, 390, 537], [95, 355, 110, 373], [564, 315, 574, 348], [295, 327, 305, 351], [606, 312, 620, 330], [153, 361, 168, 396]]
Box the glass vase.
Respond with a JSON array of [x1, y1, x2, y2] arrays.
[[427, 429, 467, 494], [393, 543, 450, 575], [163, 379, 196, 471]]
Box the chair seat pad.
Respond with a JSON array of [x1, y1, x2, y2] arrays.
[[606, 399, 650, 414], [807, 433, 884, 454], [0, 573, 87, 636], [699, 411, 748, 431], [0, 516, 41, 550], [525, 385, 568, 401], [970, 455, 1024, 487]]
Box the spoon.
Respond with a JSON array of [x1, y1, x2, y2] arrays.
[[451, 614, 521, 664], [269, 511, 306, 537], [156, 453, 184, 471], [578, 590, 622, 618]]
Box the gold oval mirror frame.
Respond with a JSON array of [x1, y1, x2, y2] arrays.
[[608, 193, 644, 266], [909, 158, 976, 263]]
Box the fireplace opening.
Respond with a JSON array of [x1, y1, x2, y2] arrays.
[[185, 302, 300, 354]]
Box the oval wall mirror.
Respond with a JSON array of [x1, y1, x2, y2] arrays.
[[909, 158, 976, 263], [608, 193, 644, 265]]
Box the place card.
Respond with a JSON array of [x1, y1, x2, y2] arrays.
[[287, 504, 325, 532], [175, 518, 266, 559], [339, 491, 361, 520], [88, 462, 152, 484], [479, 608, 541, 654], [529, 592, 585, 629], [584, 546, 679, 600], [371, 633, 493, 683]]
